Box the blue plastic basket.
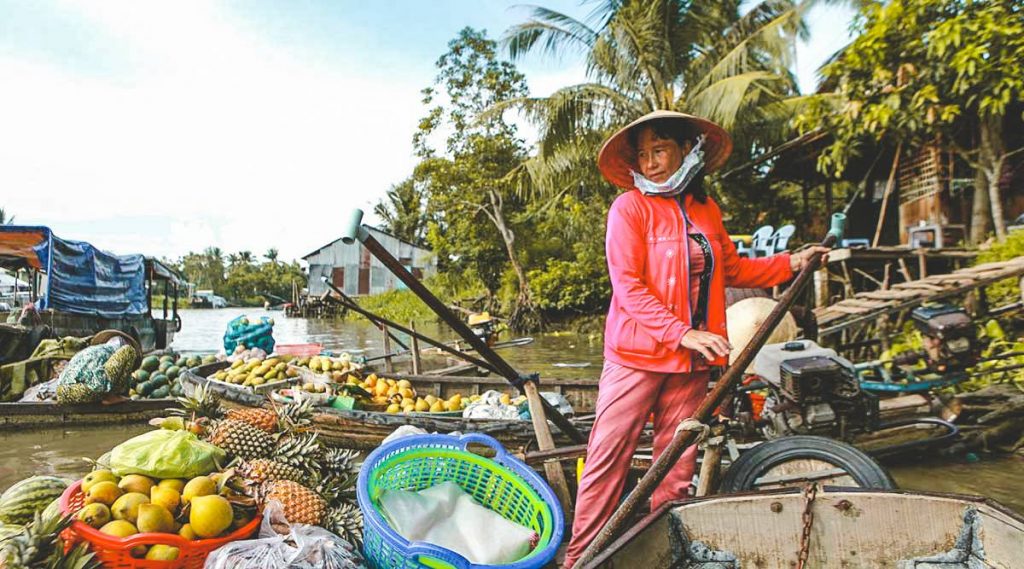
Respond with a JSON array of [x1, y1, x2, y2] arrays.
[[356, 433, 564, 569]]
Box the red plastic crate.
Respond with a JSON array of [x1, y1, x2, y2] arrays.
[[60, 481, 261, 569]]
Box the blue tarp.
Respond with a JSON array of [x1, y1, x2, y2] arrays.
[[0, 226, 147, 318]]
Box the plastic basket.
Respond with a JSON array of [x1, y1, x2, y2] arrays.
[[59, 481, 261, 569], [356, 433, 563, 569], [275, 343, 324, 357]]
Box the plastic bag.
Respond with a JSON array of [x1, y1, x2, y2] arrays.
[[205, 501, 366, 569], [224, 316, 275, 354], [462, 390, 521, 420], [109, 429, 225, 479], [379, 481, 536, 565], [19, 378, 59, 402]]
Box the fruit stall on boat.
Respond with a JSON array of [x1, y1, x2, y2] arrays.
[[0, 225, 186, 363]]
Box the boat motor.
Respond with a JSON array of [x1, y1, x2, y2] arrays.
[[467, 312, 498, 347], [752, 341, 880, 441], [890, 304, 977, 373]]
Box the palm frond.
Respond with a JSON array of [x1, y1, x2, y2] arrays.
[[503, 6, 599, 60], [686, 71, 779, 130]]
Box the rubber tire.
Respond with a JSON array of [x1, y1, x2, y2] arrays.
[[719, 435, 895, 493]]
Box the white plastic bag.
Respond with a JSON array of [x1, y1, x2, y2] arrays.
[[205, 501, 366, 569], [379, 481, 536, 565], [462, 390, 521, 420]]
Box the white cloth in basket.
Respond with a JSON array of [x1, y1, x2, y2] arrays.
[[379, 481, 536, 565]]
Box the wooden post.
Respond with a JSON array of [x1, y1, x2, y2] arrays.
[[381, 325, 394, 373], [523, 380, 574, 520], [695, 427, 725, 497], [814, 265, 830, 309], [410, 321, 422, 375], [873, 143, 903, 247], [918, 251, 928, 279]]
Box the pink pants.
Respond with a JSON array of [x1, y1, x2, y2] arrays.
[[563, 361, 709, 568]]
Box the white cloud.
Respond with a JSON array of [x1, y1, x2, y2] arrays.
[[0, 1, 425, 262]]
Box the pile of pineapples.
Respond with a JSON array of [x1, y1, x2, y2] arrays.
[[166, 385, 363, 546]]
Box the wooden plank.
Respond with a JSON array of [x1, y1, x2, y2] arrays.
[[858, 290, 920, 300], [523, 380, 574, 521]]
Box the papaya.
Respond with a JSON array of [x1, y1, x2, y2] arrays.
[[141, 356, 160, 373], [150, 374, 169, 388], [150, 386, 170, 399]]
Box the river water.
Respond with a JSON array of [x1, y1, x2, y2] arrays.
[[2, 308, 1022, 514]]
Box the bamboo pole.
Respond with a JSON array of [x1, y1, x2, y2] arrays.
[[873, 143, 903, 247]]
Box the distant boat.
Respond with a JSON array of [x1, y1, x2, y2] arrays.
[[190, 290, 228, 309]]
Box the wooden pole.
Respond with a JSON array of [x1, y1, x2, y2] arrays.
[[873, 143, 903, 247], [410, 321, 422, 375], [381, 325, 394, 373], [523, 380, 574, 520]]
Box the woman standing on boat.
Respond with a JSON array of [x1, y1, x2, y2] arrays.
[[563, 110, 827, 567]]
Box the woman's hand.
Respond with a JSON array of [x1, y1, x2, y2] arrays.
[[789, 246, 831, 273], [680, 330, 732, 361]]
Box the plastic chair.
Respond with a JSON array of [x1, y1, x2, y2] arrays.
[[771, 225, 796, 254], [741, 225, 775, 258]]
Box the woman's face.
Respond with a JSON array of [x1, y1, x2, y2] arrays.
[[635, 126, 692, 183]]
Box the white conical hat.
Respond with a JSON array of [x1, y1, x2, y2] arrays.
[[726, 297, 798, 373]]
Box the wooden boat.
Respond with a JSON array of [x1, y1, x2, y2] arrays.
[[0, 225, 185, 363], [181, 363, 598, 453], [583, 488, 1024, 568], [0, 399, 177, 430]]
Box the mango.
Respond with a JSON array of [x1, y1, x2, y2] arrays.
[[76, 503, 111, 528], [137, 503, 175, 533], [182, 476, 216, 505], [81, 470, 116, 494], [157, 478, 186, 494], [85, 481, 123, 506], [118, 474, 155, 495], [189, 495, 233, 538], [145, 545, 180, 561], [150, 487, 180, 513], [111, 493, 150, 524]]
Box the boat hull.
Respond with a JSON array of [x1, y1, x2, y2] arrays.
[[585, 488, 1024, 568]]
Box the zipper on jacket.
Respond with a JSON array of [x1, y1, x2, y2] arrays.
[[673, 197, 715, 330]]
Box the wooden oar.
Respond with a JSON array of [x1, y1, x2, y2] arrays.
[[575, 213, 846, 568]]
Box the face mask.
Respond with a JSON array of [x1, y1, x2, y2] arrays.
[[631, 135, 706, 197]]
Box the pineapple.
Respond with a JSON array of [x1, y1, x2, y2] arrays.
[[207, 419, 275, 460], [324, 502, 363, 547], [226, 407, 278, 434], [238, 458, 306, 487], [170, 382, 224, 420], [273, 432, 323, 473], [0, 510, 100, 569], [322, 447, 359, 478], [260, 480, 328, 526], [275, 399, 314, 431]]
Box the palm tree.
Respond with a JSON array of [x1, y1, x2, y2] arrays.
[[265, 248, 279, 263], [501, 0, 827, 196], [0, 208, 14, 225]]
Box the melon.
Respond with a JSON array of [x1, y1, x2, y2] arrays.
[[141, 356, 160, 373], [0, 476, 68, 525]]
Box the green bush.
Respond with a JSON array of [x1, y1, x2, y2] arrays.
[[974, 231, 1024, 306]]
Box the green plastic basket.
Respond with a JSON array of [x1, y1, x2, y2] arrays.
[[357, 433, 563, 569]]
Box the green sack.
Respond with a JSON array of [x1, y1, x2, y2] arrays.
[[109, 429, 226, 479]]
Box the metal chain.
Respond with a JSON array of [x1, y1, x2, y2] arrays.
[[796, 482, 819, 569]]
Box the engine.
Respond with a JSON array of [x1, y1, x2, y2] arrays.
[[755, 341, 879, 441], [890, 304, 977, 373]]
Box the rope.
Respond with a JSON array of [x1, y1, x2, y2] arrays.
[[675, 417, 710, 444]]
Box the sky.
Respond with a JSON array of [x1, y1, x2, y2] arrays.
[[0, 0, 855, 264]]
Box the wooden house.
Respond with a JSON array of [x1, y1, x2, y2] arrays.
[[303, 227, 436, 297]]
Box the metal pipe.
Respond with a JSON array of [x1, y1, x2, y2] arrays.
[[576, 213, 846, 568], [341, 211, 586, 444]]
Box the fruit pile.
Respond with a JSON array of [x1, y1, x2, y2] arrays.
[[130, 353, 218, 400], [293, 354, 364, 380], [0, 476, 97, 568], [352, 373, 477, 415], [208, 356, 301, 387], [72, 470, 252, 561], [162, 386, 363, 545]]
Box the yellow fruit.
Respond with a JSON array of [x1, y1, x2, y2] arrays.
[[399, 387, 414, 399], [100, 520, 138, 538], [448, 394, 462, 408], [76, 503, 111, 528], [500, 393, 511, 405], [374, 383, 389, 396], [157, 479, 186, 494], [111, 493, 150, 523], [81, 470, 116, 494], [182, 476, 217, 505], [118, 474, 155, 495], [443, 401, 456, 412], [386, 378, 397, 387], [136, 503, 175, 533], [429, 401, 444, 413], [386, 403, 400, 414], [178, 523, 198, 540], [424, 395, 437, 405], [231, 359, 245, 369], [85, 481, 123, 506], [396, 379, 412, 389], [332, 360, 344, 371], [414, 399, 430, 412], [150, 487, 180, 513], [189, 495, 233, 538], [386, 386, 398, 397], [145, 545, 180, 561]]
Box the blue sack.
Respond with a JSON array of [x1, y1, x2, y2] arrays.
[[223, 315, 275, 353]]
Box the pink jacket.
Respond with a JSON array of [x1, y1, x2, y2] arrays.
[[604, 190, 794, 372]]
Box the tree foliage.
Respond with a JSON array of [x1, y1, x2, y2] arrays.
[[797, 0, 1024, 241], [174, 247, 305, 307]]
